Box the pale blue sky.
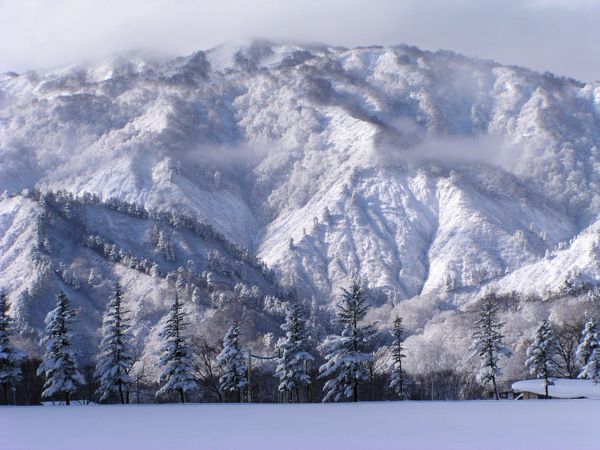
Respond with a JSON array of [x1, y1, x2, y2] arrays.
[[0, 0, 598, 81]]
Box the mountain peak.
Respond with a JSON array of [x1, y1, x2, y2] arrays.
[[2, 42, 599, 372]]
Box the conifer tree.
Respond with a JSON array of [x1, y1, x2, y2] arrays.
[[191, 287, 201, 304], [576, 319, 598, 369], [37, 291, 85, 405], [275, 302, 314, 402], [216, 320, 247, 402], [470, 295, 510, 399], [94, 282, 134, 404], [388, 316, 407, 399], [156, 293, 197, 403], [318, 280, 376, 402], [526, 320, 559, 399], [0, 293, 26, 404], [577, 318, 599, 383]]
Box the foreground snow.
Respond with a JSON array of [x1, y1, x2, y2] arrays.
[[2, 401, 599, 450]]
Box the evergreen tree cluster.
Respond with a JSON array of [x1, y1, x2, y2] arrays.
[[94, 282, 134, 404], [470, 295, 511, 400], [0, 293, 26, 404], [318, 280, 376, 402], [525, 320, 560, 399], [2, 275, 600, 405], [576, 319, 600, 383], [275, 302, 314, 403], [216, 320, 247, 402], [389, 317, 407, 399], [156, 294, 197, 403], [36, 292, 86, 405]]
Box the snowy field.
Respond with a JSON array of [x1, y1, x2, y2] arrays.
[[2, 401, 600, 450]]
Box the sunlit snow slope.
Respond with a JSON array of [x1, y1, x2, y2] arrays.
[[1, 41, 600, 361]]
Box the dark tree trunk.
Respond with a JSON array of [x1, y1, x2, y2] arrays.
[[119, 383, 125, 404], [179, 388, 185, 404], [65, 392, 71, 406], [353, 383, 359, 402], [2, 383, 9, 405], [492, 376, 499, 400]]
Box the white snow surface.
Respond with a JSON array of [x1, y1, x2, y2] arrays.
[[2, 401, 600, 450], [512, 378, 600, 399]]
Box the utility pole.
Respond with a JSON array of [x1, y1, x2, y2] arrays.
[[247, 349, 252, 403], [431, 375, 434, 401]]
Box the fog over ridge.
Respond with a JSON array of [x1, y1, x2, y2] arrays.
[[1, 0, 599, 82]]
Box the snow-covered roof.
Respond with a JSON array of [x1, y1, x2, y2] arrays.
[[512, 379, 600, 399]]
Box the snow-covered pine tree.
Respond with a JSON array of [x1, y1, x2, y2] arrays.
[[576, 318, 599, 383], [191, 287, 201, 304], [576, 319, 598, 370], [156, 293, 197, 403], [94, 282, 134, 404], [216, 320, 247, 402], [0, 293, 26, 404], [470, 295, 511, 400], [275, 302, 314, 402], [388, 316, 407, 400], [37, 291, 85, 405], [318, 280, 376, 402], [525, 320, 559, 399]]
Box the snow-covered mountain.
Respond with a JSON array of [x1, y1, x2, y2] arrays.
[[2, 41, 600, 374]]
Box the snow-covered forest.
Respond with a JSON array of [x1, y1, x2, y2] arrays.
[[1, 42, 600, 406], [1, 274, 599, 405]]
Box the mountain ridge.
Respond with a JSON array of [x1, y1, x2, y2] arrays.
[[1, 41, 599, 375]]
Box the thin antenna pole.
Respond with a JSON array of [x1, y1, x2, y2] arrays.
[[247, 349, 252, 403]]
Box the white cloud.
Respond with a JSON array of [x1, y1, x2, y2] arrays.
[[0, 0, 598, 81]]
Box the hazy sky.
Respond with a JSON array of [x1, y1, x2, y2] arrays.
[[1, 0, 598, 81]]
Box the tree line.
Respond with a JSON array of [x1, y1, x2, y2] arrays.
[[1, 282, 599, 405]]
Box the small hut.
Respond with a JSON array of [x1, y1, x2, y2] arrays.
[[511, 379, 600, 400]]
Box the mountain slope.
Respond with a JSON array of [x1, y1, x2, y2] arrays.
[[1, 42, 600, 373]]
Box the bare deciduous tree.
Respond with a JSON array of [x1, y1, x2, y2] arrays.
[[191, 335, 223, 402]]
